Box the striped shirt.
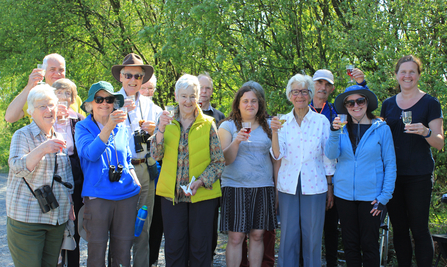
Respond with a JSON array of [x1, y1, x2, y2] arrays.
[[7, 122, 74, 225]]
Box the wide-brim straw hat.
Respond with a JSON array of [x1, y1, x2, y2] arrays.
[[111, 53, 154, 84], [80, 81, 124, 113], [334, 85, 378, 114]]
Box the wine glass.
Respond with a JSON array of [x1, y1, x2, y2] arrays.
[[346, 64, 355, 83], [165, 105, 175, 125], [242, 122, 252, 142], [277, 114, 286, 132], [402, 111, 412, 131], [338, 114, 347, 134], [58, 101, 68, 126], [37, 64, 45, 85]]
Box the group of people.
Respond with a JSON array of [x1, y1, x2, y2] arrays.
[[5, 52, 444, 267]]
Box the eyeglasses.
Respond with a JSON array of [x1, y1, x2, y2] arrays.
[[56, 91, 72, 98], [122, 73, 144, 80], [344, 97, 367, 108], [291, 89, 310, 96], [94, 96, 115, 104], [37, 104, 56, 111]]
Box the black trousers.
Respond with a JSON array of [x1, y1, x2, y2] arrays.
[[387, 175, 434, 266], [149, 195, 164, 265], [161, 197, 218, 267], [324, 202, 339, 267], [336, 197, 380, 267], [63, 155, 84, 267]]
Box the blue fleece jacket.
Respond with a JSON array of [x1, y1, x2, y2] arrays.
[[325, 119, 396, 205], [75, 115, 140, 200]]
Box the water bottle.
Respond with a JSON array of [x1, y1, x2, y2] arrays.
[[134, 205, 148, 237]]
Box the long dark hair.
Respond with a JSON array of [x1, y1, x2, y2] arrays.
[[221, 85, 272, 139]]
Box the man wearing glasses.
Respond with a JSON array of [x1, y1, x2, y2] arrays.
[[310, 68, 365, 267], [112, 53, 162, 267]]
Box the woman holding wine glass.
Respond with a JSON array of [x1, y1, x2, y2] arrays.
[[52, 78, 85, 267], [218, 85, 277, 267], [7, 84, 74, 267], [150, 74, 225, 266], [381, 55, 444, 266], [75, 81, 141, 267], [270, 73, 335, 267], [325, 85, 396, 266]]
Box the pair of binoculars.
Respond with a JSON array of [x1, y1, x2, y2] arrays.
[[109, 164, 123, 182], [35, 185, 59, 213], [134, 130, 151, 153]]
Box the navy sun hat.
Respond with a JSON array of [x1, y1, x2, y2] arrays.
[[81, 81, 124, 113], [334, 85, 378, 114]]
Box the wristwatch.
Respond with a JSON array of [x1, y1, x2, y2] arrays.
[[424, 128, 432, 138]]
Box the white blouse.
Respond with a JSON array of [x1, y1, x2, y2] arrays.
[[270, 107, 336, 195]]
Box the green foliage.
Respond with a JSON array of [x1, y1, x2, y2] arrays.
[[0, 0, 446, 228]]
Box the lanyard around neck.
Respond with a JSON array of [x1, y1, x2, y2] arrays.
[[92, 116, 120, 167], [310, 102, 326, 114], [127, 98, 144, 125]]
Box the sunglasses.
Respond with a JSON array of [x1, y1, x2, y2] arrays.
[[344, 97, 367, 108], [94, 96, 115, 104], [122, 73, 144, 80]]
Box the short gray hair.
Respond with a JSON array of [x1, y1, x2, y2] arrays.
[[148, 74, 157, 92], [27, 84, 59, 116], [285, 74, 314, 101], [197, 72, 213, 90], [42, 53, 65, 71], [175, 74, 200, 98]]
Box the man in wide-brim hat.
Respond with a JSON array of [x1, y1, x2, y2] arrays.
[[113, 53, 163, 267]]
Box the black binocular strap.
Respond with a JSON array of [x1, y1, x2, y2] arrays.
[[22, 154, 58, 198]]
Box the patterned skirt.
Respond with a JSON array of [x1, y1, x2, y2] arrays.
[[220, 186, 277, 233]]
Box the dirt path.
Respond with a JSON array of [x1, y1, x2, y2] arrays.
[[0, 173, 228, 266]]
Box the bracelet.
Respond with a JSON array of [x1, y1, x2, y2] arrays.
[[158, 128, 165, 134], [424, 128, 432, 138], [327, 183, 333, 186]]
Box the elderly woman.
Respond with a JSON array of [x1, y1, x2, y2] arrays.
[[325, 85, 396, 266], [381, 55, 444, 266], [218, 84, 277, 267], [75, 81, 141, 267], [150, 74, 225, 267], [52, 78, 85, 267], [6, 84, 74, 267], [270, 74, 336, 267], [139, 73, 157, 98]]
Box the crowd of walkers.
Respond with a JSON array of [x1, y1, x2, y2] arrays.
[[5, 52, 444, 267]]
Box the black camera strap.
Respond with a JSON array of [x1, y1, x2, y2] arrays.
[[126, 98, 143, 127], [92, 116, 120, 167], [22, 154, 58, 199]]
